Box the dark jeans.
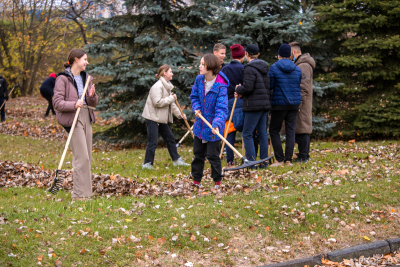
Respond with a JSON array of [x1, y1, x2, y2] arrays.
[[270, 110, 298, 162], [295, 133, 310, 159], [144, 119, 180, 165], [253, 130, 259, 159], [41, 91, 55, 116], [226, 131, 236, 163], [191, 136, 222, 183], [0, 97, 5, 122], [242, 111, 269, 162]]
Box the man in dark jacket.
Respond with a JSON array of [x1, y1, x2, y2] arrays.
[[0, 75, 9, 122], [40, 73, 57, 117], [235, 44, 271, 166], [289, 42, 316, 163], [269, 43, 302, 166], [221, 44, 245, 165]]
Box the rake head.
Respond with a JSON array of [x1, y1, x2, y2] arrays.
[[224, 156, 274, 171], [48, 169, 66, 195]]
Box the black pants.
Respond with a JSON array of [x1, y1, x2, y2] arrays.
[[191, 136, 222, 183], [144, 119, 180, 164], [41, 91, 55, 116], [269, 110, 298, 163], [0, 97, 5, 122], [295, 133, 310, 159]]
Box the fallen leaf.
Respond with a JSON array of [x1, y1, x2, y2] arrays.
[[157, 238, 166, 245], [321, 258, 336, 265]]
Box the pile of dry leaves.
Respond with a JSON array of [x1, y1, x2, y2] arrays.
[[0, 121, 67, 140], [0, 160, 267, 197], [317, 252, 399, 267]]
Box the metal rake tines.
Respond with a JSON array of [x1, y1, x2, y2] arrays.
[[224, 156, 274, 171], [48, 169, 66, 195]]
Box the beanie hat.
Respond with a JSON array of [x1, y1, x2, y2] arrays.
[[230, 44, 245, 59], [49, 73, 56, 79], [243, 44, 259, 56], [278, 44, 291, 58]]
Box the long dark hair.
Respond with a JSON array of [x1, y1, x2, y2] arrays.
[[64, 49, 86, 68]]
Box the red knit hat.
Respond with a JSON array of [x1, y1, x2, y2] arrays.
[[49, 73, 56, 78], [230, 44, 245, 59]]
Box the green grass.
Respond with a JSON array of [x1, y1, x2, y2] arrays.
[[1, 170, 399, 266], [1, 97, 400, 266]]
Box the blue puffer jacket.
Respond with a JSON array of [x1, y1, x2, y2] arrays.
[[269, 59, 302, 110], [190, 72, 229, 142]]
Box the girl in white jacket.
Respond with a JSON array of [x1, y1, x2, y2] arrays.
[[141, 64, 190, 169]]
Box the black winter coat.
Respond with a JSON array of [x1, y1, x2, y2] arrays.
[[0, 76, 9, 100], [235, 59, 271, 112], [40, 77, 56, 96]]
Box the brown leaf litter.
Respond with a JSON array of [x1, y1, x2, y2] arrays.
[[317, 252, 399, 267], [0, 160, 269, 197]]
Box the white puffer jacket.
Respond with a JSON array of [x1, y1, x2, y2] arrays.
[[142, 77, 181, 124]]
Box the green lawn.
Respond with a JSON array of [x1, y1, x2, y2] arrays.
[[1, 97, 400, 266]]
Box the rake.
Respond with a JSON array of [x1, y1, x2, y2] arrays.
[[175, 99, 194, 139], [197, 113, 273, 171], [48, 76, 91, 194], [176, 125, 194, 148], [0, 84, 17, 110], [219, 97, 237, 159]]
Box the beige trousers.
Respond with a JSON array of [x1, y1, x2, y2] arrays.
[[70, 108, 93, 198]]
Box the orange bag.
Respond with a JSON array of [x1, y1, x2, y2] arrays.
[[225, 120, 236, 134]]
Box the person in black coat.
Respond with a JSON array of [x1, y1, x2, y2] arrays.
[[0, 75, 9, 122], [40, 73, 57, 117], [221, 44, 245, 165], [235, 44, 271, 167]]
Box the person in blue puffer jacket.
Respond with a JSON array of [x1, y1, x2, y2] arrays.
[[268, 43, 302, 166], [190, 53, 229, 189]]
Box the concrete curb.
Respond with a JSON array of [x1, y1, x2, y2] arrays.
[[387, 238, 400, 253], [258, 238, 399, 267], [327, 240, 390, 262], [257, 254, 324, 267]]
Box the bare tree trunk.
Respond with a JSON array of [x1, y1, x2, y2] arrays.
[[73, 18, 88, 45]]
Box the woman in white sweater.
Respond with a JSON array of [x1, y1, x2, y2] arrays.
[[141, 64, 190, 169]]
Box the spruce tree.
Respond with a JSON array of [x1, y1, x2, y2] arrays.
[[314, 0, 400, 137], [87, 0, 317, 143]]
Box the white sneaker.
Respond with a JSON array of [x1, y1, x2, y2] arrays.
[[173, 157, 190, 167], [142, 162, 154, 169]]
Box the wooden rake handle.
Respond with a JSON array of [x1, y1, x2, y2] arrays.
[[219, 97, 237, 158], [175, 99, 194, 139], [178, 125, 194, 144], [57, 76, 92, 170], [197, 113, 244, 160], [0, 84, 17, 110]]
